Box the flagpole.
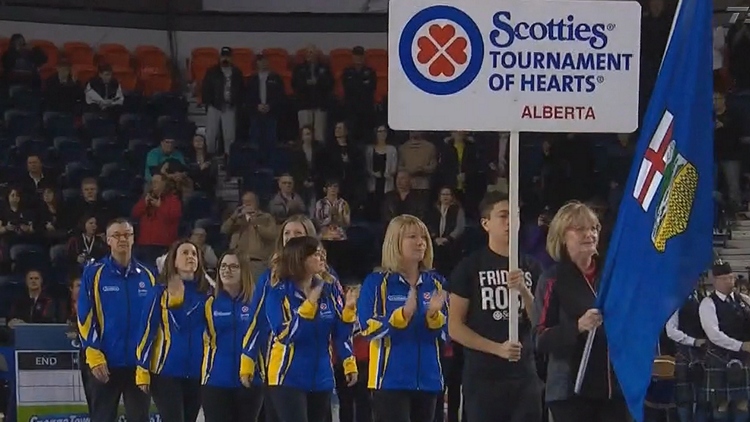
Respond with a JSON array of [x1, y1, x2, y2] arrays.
[[575, 327, 597, 394], [509, 130, 520, 343]]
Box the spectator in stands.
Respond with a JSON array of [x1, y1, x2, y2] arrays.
[[0, 33, 47, 88], [132, 174, 182, 265], [185, 134, 216, 194], [727, 12, 750, 94], [65, 178, 109, 233], [145, 137, 187, 181], [714, 91, 743, 214], [319, 121, 366, 211], [535, 202, 629, 422], [248, 53, 285, 152], [7, 269, 60, 327], [520, 208, 554, 271], [0, 187, 36, 252], [66, 214, 107, 269], [268, 174, 307, 223], [189, 226, 218, 270], [43, 58, 83, 117], [292, 44, 334, 142], [62, 273, 93, 413], [314, 179, 351, 278], [84, 64, 124, 119], [640, 0, 673, 106], [342, 46, 377, 141], [382, 171, 426, 222], [19, 153, 54, 205], [289, 125, 322, 210], [486, 132, 510, 198], [202, 46, 244, 157], [425, 187, 465, 276], [399, 131, 437, 204], [37, 187, 68, 247], [439, 131, 484, 217], [221, 190, 277, 279], [538, 137, 570, 210], [365, 124, 398, 222]]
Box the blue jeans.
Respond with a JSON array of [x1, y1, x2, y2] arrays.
[[250, 114, 278, 163], [677, 405, 709, 422]]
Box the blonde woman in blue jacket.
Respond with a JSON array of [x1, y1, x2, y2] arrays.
[[357, 214, 447, 422]]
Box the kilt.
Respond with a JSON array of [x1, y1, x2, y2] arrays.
[[674, 344, 706, 405], [700, 345, 750, 405]]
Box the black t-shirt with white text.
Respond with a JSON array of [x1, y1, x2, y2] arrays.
[[448, 247, 542, 381]]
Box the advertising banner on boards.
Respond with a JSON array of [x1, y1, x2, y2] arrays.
[[388, 0, 642, 133]]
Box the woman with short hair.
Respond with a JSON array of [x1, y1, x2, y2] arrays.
[[533, 201, 629, 422], [357, 214, 447, 422]]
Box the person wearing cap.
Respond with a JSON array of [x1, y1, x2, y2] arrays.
[[666, 280, 710, 422], [43, 57, 83, 118], [341, 46, 377, 142], [247, 53, 285, 160], [201, 46, 244, 157], [698, 261, 750, 422], [291, 44, 333, 143]]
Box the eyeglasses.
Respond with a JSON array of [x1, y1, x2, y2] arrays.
[[220, 264, 241, 271], [109, 233, 134, 240]]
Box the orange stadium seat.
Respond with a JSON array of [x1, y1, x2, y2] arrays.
[[98, 43, 131, 69], [334, 71, 344, 99], [280, 70, 293, 95], [192, 47, 219, 63], [262, 48, 289, 73], [366, 49, 388, 75], [29, 39, 59, 66], [72, 64, 97, 84], [63, 42, 94, 66], [113, 66, 137, 92], [329, 48, 353, 75], [142, 73, 172, 96], [190, 48, 219, 82], [294, 48, 308, 65], [135, 45, 168, 71], [232, 48, 255, 77]]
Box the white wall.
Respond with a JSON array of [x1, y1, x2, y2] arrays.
[[0, 20, 388, 63]]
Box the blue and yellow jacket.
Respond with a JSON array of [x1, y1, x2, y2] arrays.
[[135, 280, 207, 384], [77, 256, 157, 369], [201, 289, 256, 388], [262, 277, 356, 392], [239, 266, 343, 385], [356, 271, 446, 392]]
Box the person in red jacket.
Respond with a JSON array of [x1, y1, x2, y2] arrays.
[[131, 173, 182, 266]]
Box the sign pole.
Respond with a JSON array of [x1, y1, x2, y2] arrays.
[[508, 131, 520, 343]]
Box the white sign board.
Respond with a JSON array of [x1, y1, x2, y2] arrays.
[[388, 0, 642, 132]]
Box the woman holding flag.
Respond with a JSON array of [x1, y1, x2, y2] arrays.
[[533, 201, 629, 422]]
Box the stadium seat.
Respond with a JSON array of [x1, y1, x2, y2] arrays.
[[329, 48, 353, 75], [91, 138, 121, 166], [126, 138, 152, 170], [30, 39, 60, 80], [84, 116, 117, 139], [227, 142, 259, 177], [63, 161, 95, 187], [141, 73, 172, 96], [241, 169, 275, 203], [157, 116, 195, 144], [135, 45, 168, 72], [365, 49, 388, 75], [98, 43, 131, 69], [72, 64, 98, 84], [375, 75, 388, 104], [280, 70, 293, 95], [262, 48, 290, 73], [62, 188, 79, 202], [100, 163, 133, 191], [10, 244, 48, 274], [119, 114, 150, 141], [113, 67, 138, 93], [269, 146, 290, 175], [54, 137, 87, 163], [63, 42, 95, 66], [16, 137, 48, 157], [45, 113, 77, 138], [102, 189, 135, 217], [190, 48, 219, 82], [232, 48, 255, 77], [10, 86, 42, 112], [183, 192, 213, 222], [6, 112, 39, 139]]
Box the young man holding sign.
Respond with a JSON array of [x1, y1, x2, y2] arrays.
[[447, 191, 543, 422]]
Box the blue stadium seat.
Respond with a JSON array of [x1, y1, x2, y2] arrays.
[[269, 146, 290, 175], [99, 163, 134, 191], [6, 112, 39, 139], [91, 138, 122, 167], [241, 169, 275, 203], [84, 116, 117, 139], [62, 188, 79, 202], [102, 189, 136, 217], [228, 142, 259, 177], [119, 113, 150, 142], [55, 137, 87, 163], [15, 137, 48, 157], [45, 113, 77, 139], [149, 93, 187, 118], [10, 244, 49, 274], [157, 116, 196, 144], [183, 192, 213, 222], [63, 162, 95, 188], [10, 87, 42, 112], [126, 139, 152, 171]]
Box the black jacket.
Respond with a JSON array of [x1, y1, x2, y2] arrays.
[[291, 60, 334, 109], [201, 65, 245, 109], [341, 65, 377, 107], [44, 74, 84, 114], [246, 71, 285, 116]]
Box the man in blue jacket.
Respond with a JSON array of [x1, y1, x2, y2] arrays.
[[78, 218, 157, 422]]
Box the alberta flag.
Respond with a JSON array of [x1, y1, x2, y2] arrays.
[[595, 0, 714, 420]]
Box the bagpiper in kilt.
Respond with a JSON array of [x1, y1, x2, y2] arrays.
[[667, 291, 709, 407], [698, 260, 750, 420]]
